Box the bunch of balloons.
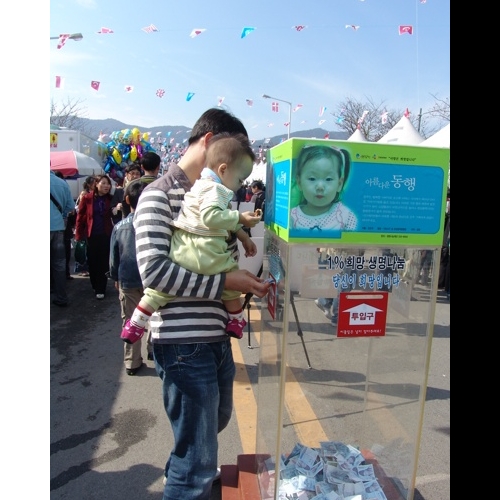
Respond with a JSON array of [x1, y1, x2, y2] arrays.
[[96, 127, 156, 182]]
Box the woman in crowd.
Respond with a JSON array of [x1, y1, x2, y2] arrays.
[[75, 174, 114, 299], [74, 176, 95, 276]]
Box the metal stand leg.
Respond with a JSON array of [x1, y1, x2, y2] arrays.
[[245, 298, 253, 348], [241, 264, 263, 350], [289, 291, 312, 369]]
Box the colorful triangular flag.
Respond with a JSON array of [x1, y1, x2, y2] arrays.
[[240, 27, 256, 39], [57, 34, 70, 49], [357, 110, 369, 124], [142, 24, 159, 34], [319, 106, 327, 117], [186, 92, 195, 101], [190, 28, 206, 38], [293, 104, 303, 112], [91, 81, 100, 91], [246, 99, 253, 107], [55, 76, 64, 89]]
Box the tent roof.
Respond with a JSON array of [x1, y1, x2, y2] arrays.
[[348, 127, 368, 142], [420, 123, 450, 148], [378, 115, 424, 145], [50, 150, 102, 178]]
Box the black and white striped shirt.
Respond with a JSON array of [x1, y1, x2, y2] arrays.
[[134, 163, 239, 343]]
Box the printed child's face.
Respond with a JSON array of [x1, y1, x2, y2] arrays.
[[220, 155, 254, 193], [297, 157, 343, 211]]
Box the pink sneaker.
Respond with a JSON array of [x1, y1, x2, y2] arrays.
[[121, 319, 145, 344], [226, 318, 247, 339]]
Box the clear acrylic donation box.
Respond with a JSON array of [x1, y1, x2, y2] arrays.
[[254, 138, 449, 500]]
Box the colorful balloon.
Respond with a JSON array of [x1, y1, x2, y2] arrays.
[[130, 145, 138, 162], [112, 147, 122, 165], [131, 127, 141, 145]]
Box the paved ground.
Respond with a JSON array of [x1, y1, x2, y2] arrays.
[[50, 268, 449, 500]]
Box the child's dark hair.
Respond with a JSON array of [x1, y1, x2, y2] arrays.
[[83, 176, 95, 191], [188, 108, 249, 146], [124, 180, 147, 210], [206, 132, 256, 166], [295, 145, 351, 203]]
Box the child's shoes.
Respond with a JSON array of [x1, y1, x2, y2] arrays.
[[121, 319, 145, 344], [226, 318, 247, 339]]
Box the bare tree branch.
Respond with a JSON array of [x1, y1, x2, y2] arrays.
[[331, 95, 449, 141], [50, 97, 91, 135]]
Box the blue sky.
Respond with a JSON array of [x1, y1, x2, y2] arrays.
[[49, 0, 449, 138]]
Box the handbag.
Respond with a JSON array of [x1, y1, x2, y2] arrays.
[[74, 240, 87, 265]]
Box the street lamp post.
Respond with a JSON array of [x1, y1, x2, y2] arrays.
[[50, 33, 84, 41], [262, 94, 292, 140]]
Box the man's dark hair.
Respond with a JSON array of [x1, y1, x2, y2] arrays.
[[188, 108, 248, 146], [124, 179, 147, 210], [140, 152, 161, 173]]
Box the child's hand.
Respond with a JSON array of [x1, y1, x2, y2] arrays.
[[240, 211, 261, 228], [243, 239, 257, 257]]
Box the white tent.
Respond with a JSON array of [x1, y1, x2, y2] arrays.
[[348, 127, 368, 142], [378, 114, 424, 145], [419, 123, 450, 148], [247, 160, 267, 184]]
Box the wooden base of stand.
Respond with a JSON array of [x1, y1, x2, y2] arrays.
[[221, 453, 407, 500], [220, 454, 261, 500]]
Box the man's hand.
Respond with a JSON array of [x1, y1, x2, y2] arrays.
[[225, 269, 271, 298]]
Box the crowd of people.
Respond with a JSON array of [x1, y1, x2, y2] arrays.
[[50, 108, 270, 500]]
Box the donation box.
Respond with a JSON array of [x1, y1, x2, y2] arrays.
[[254, 138, 449, 500]]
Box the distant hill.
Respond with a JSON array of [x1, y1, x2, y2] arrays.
[[79, 118, 349, 149]]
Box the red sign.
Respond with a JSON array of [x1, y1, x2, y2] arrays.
[[337, 292, 389, 338], [266, 273, 278, 320]]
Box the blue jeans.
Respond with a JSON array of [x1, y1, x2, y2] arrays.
[[153, 340, 235, 500]]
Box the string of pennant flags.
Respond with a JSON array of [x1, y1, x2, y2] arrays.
[[55, 74, 393, 127], [54, 14, 421, 49], [53, 4, 428, 129]]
